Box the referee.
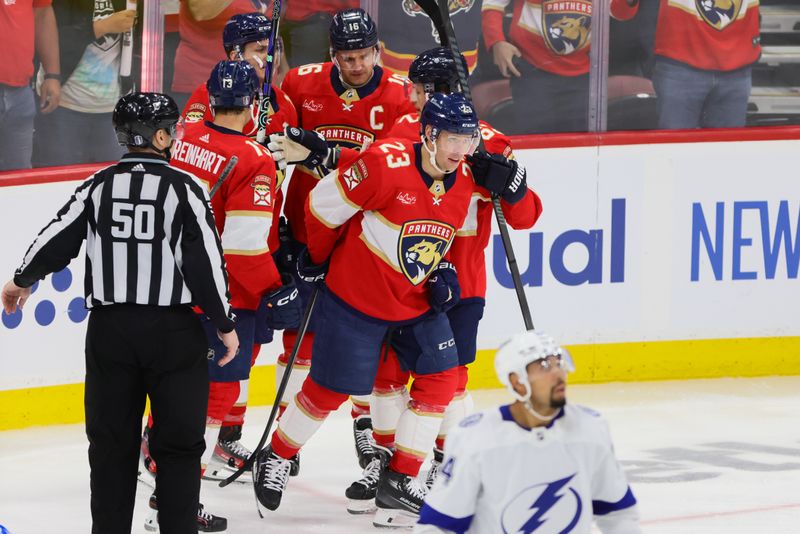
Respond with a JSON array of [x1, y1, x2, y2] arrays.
[[1, 92, 239, 534]]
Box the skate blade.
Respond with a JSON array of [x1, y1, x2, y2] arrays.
[[143, 509, 158, 532], [346, 497, 377, 515], [373, 507, 418, 528]]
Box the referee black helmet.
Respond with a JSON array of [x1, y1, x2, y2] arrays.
[[113, 92, 181, 148]]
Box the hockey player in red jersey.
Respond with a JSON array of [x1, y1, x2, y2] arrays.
[[183, 13, 297, 141], [342, 47, 543, 524], [251, 92, 479, 518], [165, 12, 301, 476], [144, 61, 301, 533], [277, 7, 416, 470]]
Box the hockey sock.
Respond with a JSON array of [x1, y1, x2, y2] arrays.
[[271, 377, 348, 459], [275, 356, 311, 418], [350, 394, 372, 419], [222, 379, 249, 428], [436, 389, 474, 451], [200, 417, 223, 474], [221, 344, 261, 429], [370, 386, 409, 450], [276, 333, 312, 418], [390, 400, 446, 477]]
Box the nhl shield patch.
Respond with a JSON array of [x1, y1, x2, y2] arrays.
[[542, 0, 592, 56], [397, 220, 455, 286], [252, 175, 272, 207], [696, 0, 742, 30]]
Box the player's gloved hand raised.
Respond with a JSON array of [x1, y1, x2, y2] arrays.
[[285, 126, 340, 170], [297, 247, 329, 285], [467, 151, 527, 204], [427, 261, 460, 313], [258, 274, 301, 330]]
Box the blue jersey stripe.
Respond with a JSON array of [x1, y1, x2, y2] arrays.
[[593, 486, 637, 515], [418, 503, 474, 534]]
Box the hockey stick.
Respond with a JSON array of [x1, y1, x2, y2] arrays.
[[208, 156, 239, 199], [219, 285, 320, 487], [414, 0, 534, 331], [255, 0, 283, 144]]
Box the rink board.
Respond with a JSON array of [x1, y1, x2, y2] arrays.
[[2, 131, 800, 430]]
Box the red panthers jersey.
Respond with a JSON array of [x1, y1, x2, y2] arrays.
[[281, 62, 416, 244], [482, 0, 637, 76], [182, 84, 298, 255], [171, 121, 281, 310], [306, 139, 473, 322], [388, 114, 543, 299]]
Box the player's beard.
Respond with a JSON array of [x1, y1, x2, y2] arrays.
[[550, 380, 567, 409]]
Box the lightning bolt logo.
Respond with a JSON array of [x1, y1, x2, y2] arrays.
[[518, 474, 580, 533]]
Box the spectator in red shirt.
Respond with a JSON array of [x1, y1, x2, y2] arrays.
[[482, 0, 638, 134], [171, 0, 268, 111], [652, 0, 760, 129], [0, 0, 60, 171]]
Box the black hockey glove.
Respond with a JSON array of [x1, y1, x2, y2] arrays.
[[297, 246, 329, 285], [258, 274, 302, 330], [467, 151, 527, 204], [275, 216, 302, 276], [427, 261, 460, 313], [285, 126, 339, 170]]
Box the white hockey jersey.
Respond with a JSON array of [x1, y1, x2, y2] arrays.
[[415, 404, 641, 534]]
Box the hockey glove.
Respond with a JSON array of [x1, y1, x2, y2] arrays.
[[284, 126, 339, 170], [258, 275, 302, 330], [275, 216, 302, 276], [467, 151, 528, 204], [297, 246, 329, 285], [266, 133, 288, 171], [427, 261, 460, 313]]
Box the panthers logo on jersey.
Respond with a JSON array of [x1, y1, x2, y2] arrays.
[[542, 0, 592, 56], [696, 0, 742, 30], [398, 220, 455, 286]]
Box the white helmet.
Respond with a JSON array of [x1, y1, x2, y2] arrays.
[[494, 331, 575, 403]]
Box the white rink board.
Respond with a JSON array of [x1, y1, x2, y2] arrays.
[[2, 139, 799, 391]]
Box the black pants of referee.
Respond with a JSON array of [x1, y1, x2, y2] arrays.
[[85, 304, 209, 534]]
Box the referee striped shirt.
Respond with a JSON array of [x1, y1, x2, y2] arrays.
[[14, 153, 235, 332]]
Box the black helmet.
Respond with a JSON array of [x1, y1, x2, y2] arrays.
[[329, 8, 378, 51], [112, 92, 180, 148], [409, 47, 466, 94]]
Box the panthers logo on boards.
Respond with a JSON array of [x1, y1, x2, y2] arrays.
[[397, 220, 455, 286], [696, 0, 742, 30], [542, 0, 592, 56]]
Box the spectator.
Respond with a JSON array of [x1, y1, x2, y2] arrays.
[[652, 0, 760, 129], [0, 0, 60, 171], [482, 0, 638, 134], [33, 0, 134, 167], [171, 0, 267, 111], [377, 0, 482, 78], [281, 0, 357, 68]]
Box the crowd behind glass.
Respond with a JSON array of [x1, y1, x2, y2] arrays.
[[1, 0, 796, 172]]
